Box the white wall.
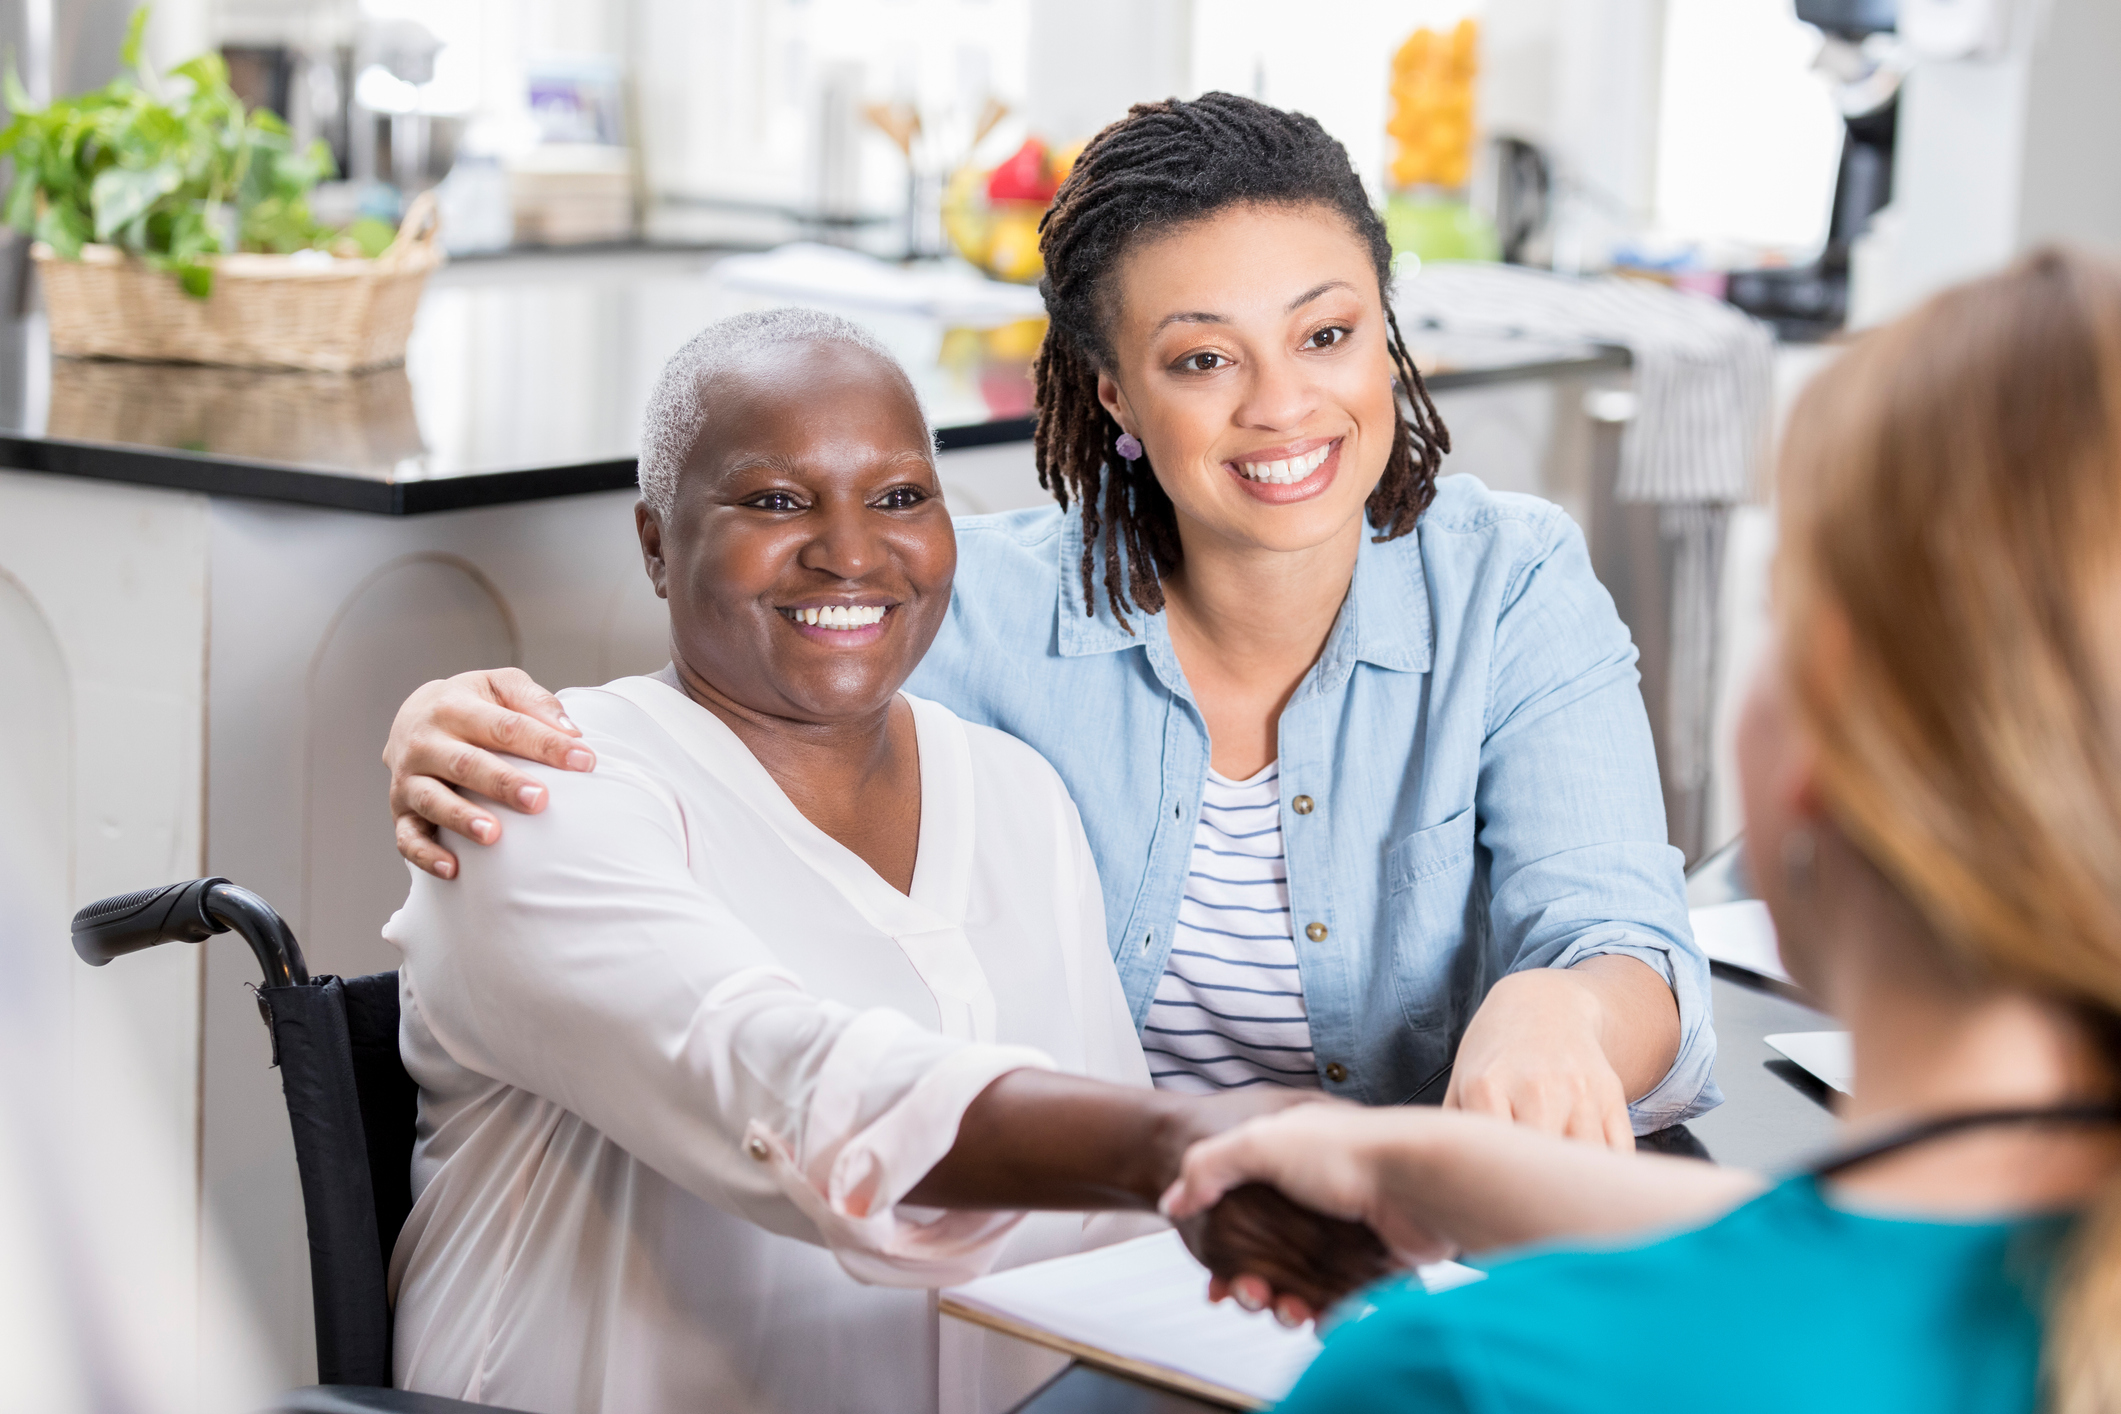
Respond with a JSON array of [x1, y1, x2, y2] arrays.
[[1858, 0, 2121, 323], [2015, 0, 2121, 253], [632, 0, 1033, 214], [1654, 0, 1843, 255], [1025, 0, 1190, 144]]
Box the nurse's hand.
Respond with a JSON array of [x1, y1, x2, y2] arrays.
[[1443, 955, 1678, 1153], [384, 668, 594, 879], [1164, 1098, 1760, 1327]]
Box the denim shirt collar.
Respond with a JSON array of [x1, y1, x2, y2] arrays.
[[1054, 505, 1434, 685]]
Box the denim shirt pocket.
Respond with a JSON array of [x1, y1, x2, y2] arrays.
[[1383, 806, 1478, 1031], [1386, 806, 1476, 894]]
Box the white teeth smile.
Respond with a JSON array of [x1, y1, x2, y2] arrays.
[[786, 605, 889, 629], [1236, 442, 1334, 484]]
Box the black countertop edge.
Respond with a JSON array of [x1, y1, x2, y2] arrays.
[[934, 416, 1035, 452], [0, 434, 411, 512], [0, 423, 1028, 516], [393, 460, 644, 514], [0, 349, 1629, 516], [0, 432, 651, 515]]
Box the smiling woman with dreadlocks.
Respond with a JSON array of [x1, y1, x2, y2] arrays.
[[383, 93, 1717, 1160]]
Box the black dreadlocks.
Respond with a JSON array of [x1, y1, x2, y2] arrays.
[[1034, 91, 1450, 630]]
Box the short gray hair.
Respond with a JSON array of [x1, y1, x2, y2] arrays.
[[637, 306, 931, 517]]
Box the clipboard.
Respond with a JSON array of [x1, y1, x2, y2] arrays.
[[941, 1230, 1483, 1411], [941, 1293, 1263, 1410]]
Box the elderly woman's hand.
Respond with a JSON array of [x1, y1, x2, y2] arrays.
[[1173, 1183, 1397, 1328], [385, 667, 595, 879]]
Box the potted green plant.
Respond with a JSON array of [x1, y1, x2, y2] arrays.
[[0, 8, 444, 372]]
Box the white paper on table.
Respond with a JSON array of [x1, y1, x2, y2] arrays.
[[1766, 1030, 1853, 1095], [1689, 899, 1793, 985], [939, 1229, 1482, 1409]]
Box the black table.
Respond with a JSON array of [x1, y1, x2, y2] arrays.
[[1010, 970, 1837, 1412]]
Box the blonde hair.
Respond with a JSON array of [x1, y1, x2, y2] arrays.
[[1776, 247, 2121, 1413]]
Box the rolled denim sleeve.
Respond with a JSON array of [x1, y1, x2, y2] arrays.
[[1476, 508, 1720, 1131]]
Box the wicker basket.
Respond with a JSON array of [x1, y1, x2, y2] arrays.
[[48, 359, 424, 475], [32, 191, 442, 373]]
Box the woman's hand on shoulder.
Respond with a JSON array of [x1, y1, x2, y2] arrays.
[[386, 668, 596, 879]]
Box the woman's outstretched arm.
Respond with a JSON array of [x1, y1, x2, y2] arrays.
[[907, 1070, 1396, 1316], [1161, 1104, 1765, 1320]]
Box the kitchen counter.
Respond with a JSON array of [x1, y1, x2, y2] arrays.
[[0, 246, 1624, 513]]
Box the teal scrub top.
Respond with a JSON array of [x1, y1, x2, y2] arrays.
[[1278, 1176, 2071, 1414]]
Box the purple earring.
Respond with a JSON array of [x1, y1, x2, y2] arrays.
[[1115, 432, 1144, 462]]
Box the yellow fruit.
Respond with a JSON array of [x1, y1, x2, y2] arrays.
[[939, 326, 985, 371], [983, 315, 1049, 362], [985, 207, 1045, 284], [1051, 139, 1086, 186], [1387, 18, 1481, 194], [941, 163, 993, 265]]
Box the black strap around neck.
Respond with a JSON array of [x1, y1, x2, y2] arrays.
[[1809, 1103, 2121, 1179]]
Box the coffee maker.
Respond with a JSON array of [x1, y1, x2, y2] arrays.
[[1725, 0, 1901, 339]]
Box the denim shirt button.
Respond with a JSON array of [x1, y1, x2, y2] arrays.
[[1291, 794, 1315, 815], [1304, 921, 1328, 942], [1324, 1062, 1349, 1084]]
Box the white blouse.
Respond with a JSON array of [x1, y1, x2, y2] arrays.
[[383, 676, 1155, 1414]]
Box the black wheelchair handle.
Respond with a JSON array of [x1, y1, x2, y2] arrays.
[[72, 878, 310, 988]]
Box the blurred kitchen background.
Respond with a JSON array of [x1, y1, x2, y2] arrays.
[[1, 1, 2116, 1407], [11, 0, 2097, 840], [0, 0, 1968, 287]]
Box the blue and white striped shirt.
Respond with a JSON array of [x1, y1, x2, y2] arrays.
[[1143, 765, 1322, 1092]]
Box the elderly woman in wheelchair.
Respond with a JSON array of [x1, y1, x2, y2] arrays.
[[377, 310, 1377, 1414]]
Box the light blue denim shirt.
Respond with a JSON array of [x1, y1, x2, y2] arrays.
[[905, 474, 1720, 1130]]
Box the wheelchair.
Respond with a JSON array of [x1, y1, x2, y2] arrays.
[[72, 878, 1242, 1414], [71, 878, 527, 1414]]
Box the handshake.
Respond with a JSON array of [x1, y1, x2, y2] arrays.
[[1155, 1092, 1436, 1328], [1172, 1178, 1396, 1327], [914, 1057, 1686, 1328]]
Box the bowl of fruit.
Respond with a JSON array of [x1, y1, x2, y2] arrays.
[[941, 136, 1082, 285]]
